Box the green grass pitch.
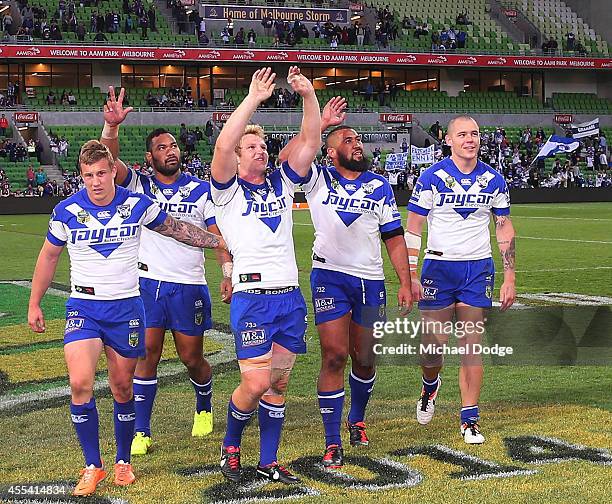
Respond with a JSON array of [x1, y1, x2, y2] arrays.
[[0, 203, 610, 503]]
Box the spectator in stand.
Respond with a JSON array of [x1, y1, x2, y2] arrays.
[[247, 28, 256, 47], [0, 114, 8, 136], [59, 137, 69, 157], [234, 27, 245, 45], [430, 121, 442, 141], [456, 12, 471, 25], [94, 30, 108, 41], [140, 14, 148, 39], [262, 13, 273, 37], [221, 26, 229, 44], [198, 30, 209, 45], [26, 165, 35, 188], [148, 5, 156, 32], [566, 32, 576, 50], [35, 167, 48, 187], [225, 16, 234, 36]]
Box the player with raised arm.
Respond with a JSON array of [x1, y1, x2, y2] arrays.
[[100, 88, 233, 457], [279, 97, 412, 468], [406, 115, 516, 444], [211, 66, 320, 484], [28, 141, 225, 496]]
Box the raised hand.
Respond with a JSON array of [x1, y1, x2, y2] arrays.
[[286, 66, 315, 97], [103, 86, 133, 127], [322, 96, 347, 130], [248, 67, 276, 104]]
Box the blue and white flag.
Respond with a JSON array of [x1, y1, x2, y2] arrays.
[[385, 152, 409, 171], [534, 135, 580, 160]]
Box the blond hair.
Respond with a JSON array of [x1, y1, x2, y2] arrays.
[[235, 124, 266, 155], [79, 140, 115, 170]]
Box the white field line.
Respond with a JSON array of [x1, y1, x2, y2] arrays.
[[516, 266, 612, 273], [512, 216, 612, 222]]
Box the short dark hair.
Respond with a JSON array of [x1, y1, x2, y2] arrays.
[[325, 125, 357, 147], [146, 128, 172, 152]]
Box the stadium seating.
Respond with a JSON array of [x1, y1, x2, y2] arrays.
[[371, 0, 516, 53], [551, 93, 612, 114], [48, 125, 214, 169], [26, 0, 195, 45], [505, 0, 609, 55], [25, 87, 105, 109]]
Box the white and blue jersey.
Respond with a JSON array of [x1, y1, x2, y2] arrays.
[[408, 158, 510, 308], [408, 158, 510, 261], [122, 168, 215, 335], [302, 165, 402, 280], [211, 161, 307, 358], [47, 186, 166, 356], [301, 165, 400, 326], [123, 168, 216, 285], [47, 186, 167, 300], [211, 161, 304, 292]]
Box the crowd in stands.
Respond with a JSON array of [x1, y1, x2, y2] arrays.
[[45, 89, 78, 106], [11, 0, 158, 42], [377, 6, 468, 51], [0, 83, 19, 107], [0, 139, 28, 162], [146, 86, 197, 108], [542, 32, 588, 55]]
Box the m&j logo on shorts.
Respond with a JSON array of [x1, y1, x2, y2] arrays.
[[65, 318, 84, 333], [315, 298, 335, 313], [423, 287, 438, 300], [241, 329, 266, 347]]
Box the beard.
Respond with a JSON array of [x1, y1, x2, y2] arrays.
[[337, 150, 371, 172], [153, 159, 180, 176]]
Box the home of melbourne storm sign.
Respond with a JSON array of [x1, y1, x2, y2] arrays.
[[203, 5, 349, 23]]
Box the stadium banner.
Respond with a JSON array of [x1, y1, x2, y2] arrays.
[[568, 118, 600, 139], [361, 132, 397, 143], [13, 112, 38, 122], [202, 5, 349, 24], [1, 45, 611, 69], [385, 152, 409, 171], [410, 145, 435, 165], [534, 135, 580, 160]]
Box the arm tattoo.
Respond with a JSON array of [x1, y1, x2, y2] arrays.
[[500, 237, 515, 271], [153, 215, 222, 249]]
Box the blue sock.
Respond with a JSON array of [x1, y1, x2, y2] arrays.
[[133, 375, 157, 437], [223, 399, 255, 448], [258, 399, 285, 466], [190, 376, 212, 413], [461, 405, 480, 425], [348, 371, 376, 424], [114, 399, 135, 463], [423, 374, 440, 394], [70, 398, 102, 467], [318, 388, 344, 447]]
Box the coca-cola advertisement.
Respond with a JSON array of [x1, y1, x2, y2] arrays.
[[554, 114, 574, 124], [379, 113, 412, 123], [212, 112, 232, 122], [14, 112, 39, 123]]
